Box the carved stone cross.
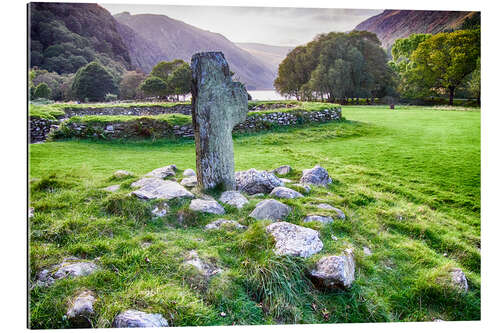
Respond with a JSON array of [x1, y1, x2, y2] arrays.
[[190, 52, 248, 191]]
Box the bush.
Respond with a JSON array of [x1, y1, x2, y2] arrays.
[[33, 83, 52, 99], [71, 61, 118, 102]]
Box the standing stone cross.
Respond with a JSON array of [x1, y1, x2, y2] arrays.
[[191, 52, 248, 191]]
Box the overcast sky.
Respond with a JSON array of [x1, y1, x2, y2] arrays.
[[100, 4, 382, 46]]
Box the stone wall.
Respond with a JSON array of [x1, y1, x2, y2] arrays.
[[48, 107, 341, 141], [30, 117, 60, 143], [63, 104, 192, 117]]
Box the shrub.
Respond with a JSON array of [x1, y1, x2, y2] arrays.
[[72, 61, 118, 102], [33, 83, 52, 99]]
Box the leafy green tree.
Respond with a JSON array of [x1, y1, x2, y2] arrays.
[[167, 63, 192, 100], [411, 29, 480, 105], [467, 57, 481, 104], [150, 59, 185, 82], [139, 76, 168, 97], [275, 31, 395, 102], [71, 61, 118, 102], [33, 82, 51, 99], [389, 34, 432, 99], [119, 70, 146, 100]]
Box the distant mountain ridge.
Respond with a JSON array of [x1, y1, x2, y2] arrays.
[[354, 10, 478, 49], [114, 12, 276, 90]]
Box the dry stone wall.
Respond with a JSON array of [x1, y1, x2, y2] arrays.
[[30, 105, 341, 142]]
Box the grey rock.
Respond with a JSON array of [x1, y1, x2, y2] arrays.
[[29, 207, 34, 218], [189, 199, 225, 214], [151, 202, 169, 217], [249, 199, 291, 221], [67, 290, 96, 327], [303, 215, 334, 224], [36, 258, 98, 287], [112, 310, 169, 328], [205, 219, 246, 230], [131, 178, 194, 200], [103, 184, 120, 192], [180, 176, 198, 188], [113, 170, 132, 178], [145, 165, 177, 179], [191, 52, 248, 191], [235, 168, 284, 195], [363, 247, 372, 256], [270, 186, 304, 199], [184, 250, 221, 278], [266, 222, 323, 258], [310, 249, 355, 289], [219, 190, 249, 209], [450, 268, 468, 292], [279, 178, 293, 183], [300, 165, 332, 186], [183, 168, 196, 177], [273, 165, 292, 175]]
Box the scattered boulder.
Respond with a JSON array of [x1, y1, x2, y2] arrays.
[[219, 190, 249, 209], [270, 186, 303, 199], [66, 290, 96, 328], [112, 310, 169, 328], [103, 184, 120, 193], [145, 165, 177, 179], [131, 178, 194, 200], [310, 249, 355, 289], [151, 202, 169, 217], [205, 219, 246, 230], [316, 204, 345, 219], [273, 165, 292, 175], [35, 257, 99, 287], [249, 199, 291, 221], [363, 247, 372, 256], [303, 215, 334, 224], [29, 207, 34, 218], [300, 165, 332, 186], [180, 176, 197, 188], [279, 178, 293, 183], [189, 199, 225, 214], [183, 168, 196, 177], [235, 168, 283, 195], [113, 170, 132, 179], [450, 268, 468, 292], [184, 250, 221, 278], [266, 222, 323, 258]]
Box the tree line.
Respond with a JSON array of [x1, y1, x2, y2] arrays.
[[275, 22, 480, 105], [29, 59, 192, 103]]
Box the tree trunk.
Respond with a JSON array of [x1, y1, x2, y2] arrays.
[[448, 86, 455, 106]]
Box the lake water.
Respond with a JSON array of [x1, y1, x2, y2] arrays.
[[248, 90, 295, 101]]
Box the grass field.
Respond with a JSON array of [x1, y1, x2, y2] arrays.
[[28, 105, 480, 328]]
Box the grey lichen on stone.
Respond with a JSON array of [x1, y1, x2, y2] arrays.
[[270, 186, 304, 199], [249, 199, 291, 221], [310, 249, 356, 289], [35, 257, 99, 288], [189, 199, 225, 214], [112, 310, 169, 328], [191, 52, 248, 191], [450, 268, 468, 293], [303, 215, 334, 224], [205, 218, 246, 230], [66, 290, 96, 328], [219, 190, 249, 209], [266, 222, 323, 258]]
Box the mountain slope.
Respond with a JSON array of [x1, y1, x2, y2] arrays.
[[114, 12, 275, 90], [236, 43, 293, 75], [354, 10, 477, 49], [29, 3, 131, 76]]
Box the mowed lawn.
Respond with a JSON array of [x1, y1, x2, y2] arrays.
[[29, 105, 480, 328]]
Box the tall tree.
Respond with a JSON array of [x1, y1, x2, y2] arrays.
[[411, 29, 480, 105], [71, 61, 118, 102], [139, 76, 168, 97], [119, 70, 146, 100], [167, 63, 192, 100]]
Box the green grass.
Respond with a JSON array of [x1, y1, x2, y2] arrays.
[[66, 113, 192, 126], [28, 105, 480, 328]]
